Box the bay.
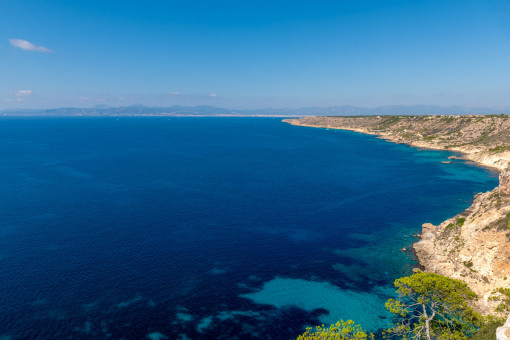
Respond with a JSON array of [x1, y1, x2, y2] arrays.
[[0, 117, 498, 339]]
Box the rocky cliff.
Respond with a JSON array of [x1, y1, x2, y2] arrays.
[[498, 314, 510, 340], [413, 189, 510, 314], [501, 171, 510, 195], [284, 115, 510, 315]]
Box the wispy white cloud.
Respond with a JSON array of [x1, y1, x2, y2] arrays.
[[15, 89, 33, 97], [168, 91, 181, 96], [209, 93, 218, 97], [13, 89, 33, 102], [9, 39, 53, 53]]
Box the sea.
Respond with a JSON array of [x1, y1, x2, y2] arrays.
[[0, 117, 498, 339]]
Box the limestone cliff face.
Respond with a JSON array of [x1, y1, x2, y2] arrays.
[[284, 115, 510, 315], [413, 189, 510, 314], [501, 170, 510, 195], [497, 314, 510, 340]]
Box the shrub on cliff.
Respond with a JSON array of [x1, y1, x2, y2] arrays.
[[490, 288, 510, 315], [384, 273, 481, 340], [468, 320, 504, 340], [297, 320, 374, 340]]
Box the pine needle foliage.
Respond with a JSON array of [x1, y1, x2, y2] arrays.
[[297, 320, 374, 340], [384, 273, 481, 340]]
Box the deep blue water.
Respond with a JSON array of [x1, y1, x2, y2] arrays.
[[0, 117, 498, 339]]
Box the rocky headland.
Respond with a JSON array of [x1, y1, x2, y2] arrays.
[[283, 115, 510, 317]]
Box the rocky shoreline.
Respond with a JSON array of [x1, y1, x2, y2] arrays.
[[283, 115, 510, 316]]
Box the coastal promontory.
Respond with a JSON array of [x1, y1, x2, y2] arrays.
[[284, 115, 510, 316]]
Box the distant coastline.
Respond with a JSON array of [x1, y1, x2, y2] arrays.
[[284, 115, 510, 316], [3, 104, 510, 118], [1, 113, 306, 118]]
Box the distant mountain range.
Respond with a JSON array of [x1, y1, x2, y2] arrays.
[[1, 104, 509, 116]]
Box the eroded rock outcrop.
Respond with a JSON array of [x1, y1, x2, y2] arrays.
[[500, 170, 510, 195], [497, 314, 510, 340]]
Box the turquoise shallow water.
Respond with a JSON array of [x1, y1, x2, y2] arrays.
[[0, 117, 498, 339]]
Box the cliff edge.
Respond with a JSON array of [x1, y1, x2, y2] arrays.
[[498, 314, 510, 340]]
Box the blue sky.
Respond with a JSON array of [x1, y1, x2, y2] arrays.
[[1, 0, 510, 109]]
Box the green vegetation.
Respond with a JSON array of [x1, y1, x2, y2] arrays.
[[440, 117, 455, 123], [486, 114, 508, 118], [297, 320, 373, 340], [423, 135, 437, 141], [489, 145, 510, 154], [384, 272, 480, 339], [468, 320, 504, 340], [374, 116, 403, 130], [476, 132, 489, 144], [463, 261, 474, 269], [297, 273, 484, 340], [445, 223, 455, 230], [489, 288, 510, 315], [445, 129, 461, 135], [483, 212, 510, 231], [443, 217, 465, 234]]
